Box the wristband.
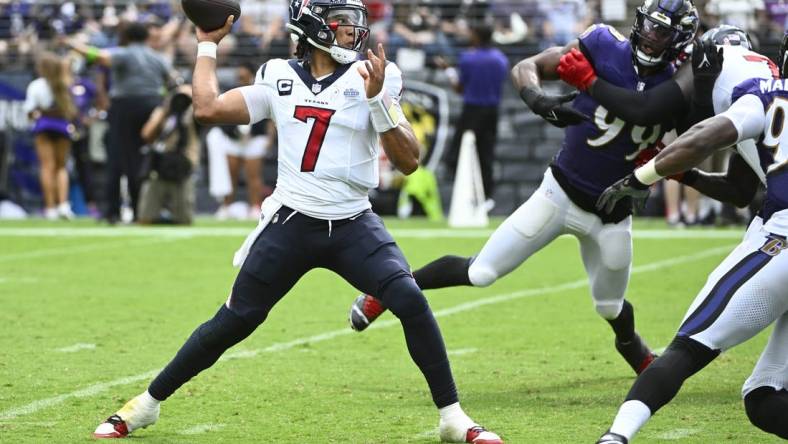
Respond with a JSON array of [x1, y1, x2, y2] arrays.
[[85, 46, 100, 64], [368, 90, 401, 133], [197, 41, 218, 59], [634, 158, 664, 185]]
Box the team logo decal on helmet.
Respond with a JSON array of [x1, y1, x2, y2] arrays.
[[630, 0, 699, 68], [287, 0, 370, 65], [701, 24, 753, 50]]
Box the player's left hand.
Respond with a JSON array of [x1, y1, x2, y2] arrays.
[[359, 43, 386, 98], [691, 38, 724, 93], [596, 173, 651, 214]]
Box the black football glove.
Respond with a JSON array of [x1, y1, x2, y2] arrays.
[[595, 173, 651, 214], [691, 38, 724, 103], [520, 87, 590, 128]]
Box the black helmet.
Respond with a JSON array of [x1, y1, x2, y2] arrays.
[[701, 24, 752, 50], [630, 0, 699, 68], [287, 0, 370, 64]]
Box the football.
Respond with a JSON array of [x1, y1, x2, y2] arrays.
[[182, 0, 241, 32]]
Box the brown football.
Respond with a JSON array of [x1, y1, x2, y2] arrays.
[[182, 0, 241, 32]]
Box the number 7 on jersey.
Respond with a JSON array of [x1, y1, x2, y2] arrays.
[[294, 105, 336, 172]]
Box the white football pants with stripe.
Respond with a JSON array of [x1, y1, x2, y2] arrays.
[[675, 216, 788, 397], [468, 168, 632, 320]]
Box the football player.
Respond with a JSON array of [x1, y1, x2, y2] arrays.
[[593, 31, 788, 444], [92, 1, 502, 442], [349, 0, 699, 376], [558, 24, 778, 202]]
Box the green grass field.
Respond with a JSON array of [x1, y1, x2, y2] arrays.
[[0, 218, 782, 443]]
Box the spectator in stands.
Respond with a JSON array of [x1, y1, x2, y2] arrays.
[[539, 0, 591, 49], [442, 24, 508, 207], [24, 51, 78, 220], [704, 0, 767, 33], [137, 85, 199, 225], [388, 2, 456, 68], [68, 22, 176, 223]]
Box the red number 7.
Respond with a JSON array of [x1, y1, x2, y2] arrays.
[[294, 105, 336, 172]]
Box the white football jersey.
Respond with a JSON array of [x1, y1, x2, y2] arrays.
[[713, 45, 777, 114], [239, 58, 404, 219], [712, 45, 777, 183]]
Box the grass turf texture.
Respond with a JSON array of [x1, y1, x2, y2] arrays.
[[0, 218, 782, 443]]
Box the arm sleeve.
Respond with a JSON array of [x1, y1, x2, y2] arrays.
[[718, 94, 766, 142], [589, 77, 686, 125], [238, 63, 273, 124]]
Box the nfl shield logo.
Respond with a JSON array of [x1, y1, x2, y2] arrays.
[[312, 83, 323, 93]]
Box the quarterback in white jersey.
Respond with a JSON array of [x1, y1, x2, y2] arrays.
[[593, 32, 788, 444], [92, 1, 502, 443]]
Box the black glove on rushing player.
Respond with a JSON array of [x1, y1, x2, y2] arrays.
[[519, 87, 590, 128]]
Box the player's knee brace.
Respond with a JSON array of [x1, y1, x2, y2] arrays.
[[378, 275, 430, 320], [467, 259, 497, 287], [744, 386, 788, 439], [197, 305, 256, 351], [627, 335, 719, 413]]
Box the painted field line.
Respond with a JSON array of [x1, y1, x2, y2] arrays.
[[0, 237, 179, 263], [0, 244, 734, 421], [655, 427, 701, 440], [0, 226, 745, 240], [178, 423, 226, 435], [55, 343, 96, 353]]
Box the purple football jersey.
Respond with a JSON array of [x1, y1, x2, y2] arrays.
[[553, 25, 675, 198]]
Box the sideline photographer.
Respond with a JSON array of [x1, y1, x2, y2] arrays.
[[137, 85, 199, 225]]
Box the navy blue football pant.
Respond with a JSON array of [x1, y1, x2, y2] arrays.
[[149, 207, 458, 408]]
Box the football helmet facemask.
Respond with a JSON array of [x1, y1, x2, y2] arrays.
[[630, 0, 699, 68], [287, 0, 370, 65]]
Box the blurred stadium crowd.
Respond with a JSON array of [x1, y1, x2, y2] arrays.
[[0, 0, 783, 225]]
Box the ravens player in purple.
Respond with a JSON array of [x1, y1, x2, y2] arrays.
[[593, 32, 788, 444], [349, 0, 699, 376]]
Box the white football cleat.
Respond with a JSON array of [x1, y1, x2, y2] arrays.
[[439, 419, 504, 443], [93, 394, 160, 438]]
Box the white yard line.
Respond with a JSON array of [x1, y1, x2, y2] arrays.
[[178, 423, 226, 435], [0, 237, 178, 263], [0, 244, 734, 421], [655, 427, 701, 440], [0, 226, 744, 239], [55, 343, 96, 353]]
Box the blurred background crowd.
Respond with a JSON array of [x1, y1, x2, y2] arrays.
[[0, 0, 781, 226]]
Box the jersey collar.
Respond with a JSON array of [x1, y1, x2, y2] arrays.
[[288, 59, 353, 95]]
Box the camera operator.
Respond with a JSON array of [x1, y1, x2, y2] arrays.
[[137, 85, 199, 225]]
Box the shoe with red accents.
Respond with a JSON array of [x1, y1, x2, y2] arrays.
[[615, 333, 657, 375], [464, 426, 504, 443], [93, 394, 159, 438], [439, 419, 503, 443], [349, 293, 387, 331]]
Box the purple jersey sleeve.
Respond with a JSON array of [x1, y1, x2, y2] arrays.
[[731, 77, 770, 109]]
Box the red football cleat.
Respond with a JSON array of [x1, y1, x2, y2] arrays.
[[349, 293, 387, 331], [93, 415, 130, 439]]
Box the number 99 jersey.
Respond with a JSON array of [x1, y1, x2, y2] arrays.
[[239, 58, 404, 219]]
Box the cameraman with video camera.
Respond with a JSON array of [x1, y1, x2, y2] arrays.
[[137, 85, 199, 225]]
